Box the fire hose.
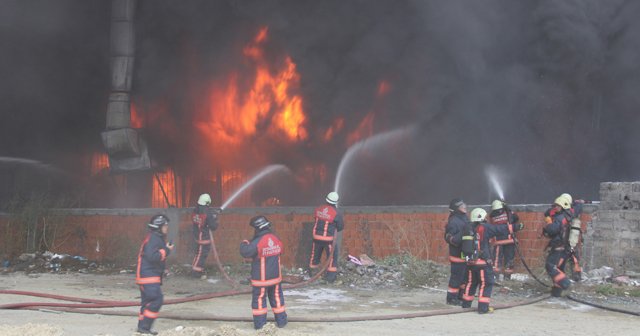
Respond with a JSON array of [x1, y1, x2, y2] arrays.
[[2, 214, 637, 319]]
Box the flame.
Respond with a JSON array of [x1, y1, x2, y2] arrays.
[[152, 169, 177, 208], [197, 27, 308, 149], [130, 103, 144, 128], [90, 152, 109, 175], [346, 112, 375, 146], [323, 117, 344, 142], [220, 170, 252, 207], [377, 80, 391, 96]]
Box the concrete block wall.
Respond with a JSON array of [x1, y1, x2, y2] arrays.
[[0, 205, 594, 273], [583, 182, 640, 273]]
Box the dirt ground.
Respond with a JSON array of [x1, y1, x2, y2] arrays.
[[0, 272, 638, 336]]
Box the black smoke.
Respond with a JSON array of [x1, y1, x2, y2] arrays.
[[1, 0, 639, 207]]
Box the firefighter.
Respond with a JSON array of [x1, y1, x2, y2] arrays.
[[444, 198, 469, 305], [488, 200, 520, 280], [461, 208, 524, 313], [544, 193, 584, 281], [191, 193, 219, 279], [136, 214, 174, 335], [542, 196, 574, 297], [240, 215, 288, 329], [308, 191, 344, 283]]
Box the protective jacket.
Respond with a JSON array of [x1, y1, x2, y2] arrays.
[[488, 208, 519, 244], [445, 211, 469, 262], [192, 205, 219, 244], [312, 204, 344, 242], [543, 209, 573, 249], [136, 231, 170, 285], [240, 229, 283, 287], [465, 223, 515, 266]]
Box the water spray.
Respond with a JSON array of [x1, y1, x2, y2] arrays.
[[484, 165, 505, 201], [220, 164, 290, 210], [334, 126, 417, 201]]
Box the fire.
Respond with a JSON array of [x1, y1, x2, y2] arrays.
[[130, 103, 144, 128], [152, 169, 180, 208], [90, 152, 109, 175], [377, 80, 391, 96], [346, 112, 375, 146], [323, 117, 344, 142], [197, 27, 308, 149]]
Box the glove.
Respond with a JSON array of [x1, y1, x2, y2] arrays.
[[514, 223, 524, 232]]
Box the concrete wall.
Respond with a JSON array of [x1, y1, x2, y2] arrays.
[[0, 205, 595, 272], [583, 182, 640, 273]]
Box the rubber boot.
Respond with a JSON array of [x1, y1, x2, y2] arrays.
[[551, 287, 563, 297]]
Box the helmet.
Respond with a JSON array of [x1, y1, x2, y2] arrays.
[[470, 208, 487, 222], [560, 193, 573, 204], [326, 192, 339, 205], [449, 198, 465, 212], [491, 200, 504, 211], [148, 214, 169, 230], [249, 215, 271, 230], [198, 193, 212, 206], [554, 196, 571, 210]]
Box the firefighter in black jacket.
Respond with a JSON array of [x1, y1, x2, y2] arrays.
[[542, 196, 574, 297], [544, 193, 584, 281], [308, 191, 344, 283], [191, 193, 219, 279], [462, 208, 524, 314], [135, 214, 174, 335], [488, 200, 520, 280], [240, 215, 288, 329], [444, 198, 469, 305]]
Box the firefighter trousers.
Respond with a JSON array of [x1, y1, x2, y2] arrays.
[[138, 283, 163, 331], [446, 261, 467, 303], [192, 242, 210, 274], [492, 243, 515, 275], [309, 240, 339, 282], [251, 284, 287, 329], [462, 264, 494, 313], [545, 249, 571, 296]]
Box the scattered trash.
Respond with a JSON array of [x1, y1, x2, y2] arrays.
[[359, 254, 376, 266], [510, 273, 529, 282]]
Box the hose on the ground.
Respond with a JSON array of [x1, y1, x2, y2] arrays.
[[21, 295, 551, 322], [566, 294, 640, 316]]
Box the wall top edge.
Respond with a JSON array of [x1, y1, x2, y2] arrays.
[[0, 204, 598, 217]]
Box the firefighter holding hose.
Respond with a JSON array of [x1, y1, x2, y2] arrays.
[[542, 196, 575, 297], [240, 215, 288, 329], [444, 198, 469, 305], [191, 193, 219, 279], [135, 214, 174, 335], [488, 199, 520, 280], [544, 193, 584, 281], [308, 191, 344, 283], [461, 208, 524, 314]]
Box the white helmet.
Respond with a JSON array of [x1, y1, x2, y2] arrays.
[[470, 208, 487, 222], [560, 193, 572, 204], [554, 195, 571, 210], [491, 200, 504, 211], [197, 193, 212, 206], [326, 192, 339, 205]]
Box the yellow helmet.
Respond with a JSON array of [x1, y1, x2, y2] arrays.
[[560, 193, 573, 204], [554, 195, 571, 210], [491, 200, 504, 211], [470, 208, 487, 222]]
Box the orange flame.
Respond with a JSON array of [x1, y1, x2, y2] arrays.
[[323, 117, 344, 142], [90, 152, 109, 175], [152, 169, 177, 208], [197, 27, 308, 149], [346, 112, 375, 146], [130, 103, 144, 128]]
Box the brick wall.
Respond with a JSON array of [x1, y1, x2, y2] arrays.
[[0, 205, 594, 272]]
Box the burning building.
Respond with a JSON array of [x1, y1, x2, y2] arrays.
[[2, 1, 640, 208]]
